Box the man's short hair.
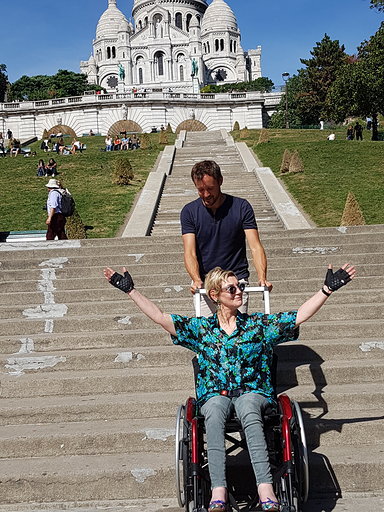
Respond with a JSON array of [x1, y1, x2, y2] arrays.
[[191, 160, 223, 183]]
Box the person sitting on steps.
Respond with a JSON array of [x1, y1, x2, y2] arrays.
[[103, 262, 355, 512]]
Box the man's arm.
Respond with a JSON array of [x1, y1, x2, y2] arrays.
[[244, 229, 272, 290], [182, 233, 203, 293]]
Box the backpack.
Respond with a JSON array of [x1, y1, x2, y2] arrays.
[[58, 188, 75, 217]]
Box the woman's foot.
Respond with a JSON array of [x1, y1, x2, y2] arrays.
[[209, 487, 227, 512], [260, 497, 279, 511], [258, 483, 279, 511]]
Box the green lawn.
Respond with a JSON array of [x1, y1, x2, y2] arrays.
[[0, 134, 175, 238], [233, 128, 384, 227]]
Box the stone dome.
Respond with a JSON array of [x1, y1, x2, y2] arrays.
[[189, 15, 200, 29], [201, 0, 238, 35], [96, 0, 128, 40]]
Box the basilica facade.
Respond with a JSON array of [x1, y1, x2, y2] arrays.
[[80, 0, 262, 92]]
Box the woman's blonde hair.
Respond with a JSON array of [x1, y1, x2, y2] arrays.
[[204, 267, 237, 302]]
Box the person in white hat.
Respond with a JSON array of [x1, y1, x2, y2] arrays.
[[45, 178, 68, 240]]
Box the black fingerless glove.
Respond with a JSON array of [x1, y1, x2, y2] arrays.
[[110, 271, 134, 293], [324, 267, 351, 292]]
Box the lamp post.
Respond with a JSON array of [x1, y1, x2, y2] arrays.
[[282, 72, 290, 129]]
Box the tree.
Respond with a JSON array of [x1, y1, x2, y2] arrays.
[[270, 35, 348, 127], [9, 70, 99, 101], [269, 72, 308, 128], [0, 64, 8, 102], [327, 22, 384, 140], [370, 0, 384, 11], [298, 34, 348, 123]]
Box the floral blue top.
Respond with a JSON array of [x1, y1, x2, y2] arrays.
[[171, 310, 299, 406]]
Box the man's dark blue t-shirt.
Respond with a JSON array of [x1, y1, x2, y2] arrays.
[[180, 194, 258, 280]]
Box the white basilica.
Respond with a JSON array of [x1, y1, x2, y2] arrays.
[[80, 0, 262, 92]]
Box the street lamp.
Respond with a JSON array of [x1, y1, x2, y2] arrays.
[[282, 72, 290, 129]]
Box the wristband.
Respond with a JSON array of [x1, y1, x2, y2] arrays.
[[321, 287, 331, 297]]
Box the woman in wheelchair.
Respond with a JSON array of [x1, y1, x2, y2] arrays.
[[104, 263, 355, 512]]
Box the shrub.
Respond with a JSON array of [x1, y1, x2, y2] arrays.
[[288, 150, 304, 173], [280, 149, 292, 174], [112, 155, 134, 185], [257, 129, 270, 144], [139, 133, 151, 150], [239, 127, 249, 139], [166, 123, 173, 133], [65, 210, 87, 239], [159, 130, 168, 144], [340, 192, 366, 226], [233, 121, 240, 131]]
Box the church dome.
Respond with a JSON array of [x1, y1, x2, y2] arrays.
[[189, 15, 200, 29], [96, 0, 128, 40], [201, 0, 238, 35]]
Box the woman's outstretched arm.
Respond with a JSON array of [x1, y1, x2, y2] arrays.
[[295, 263, 356, 327], [103, 267, 176, 336]]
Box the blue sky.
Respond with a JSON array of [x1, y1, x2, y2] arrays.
[[0, 0, 381, 87]]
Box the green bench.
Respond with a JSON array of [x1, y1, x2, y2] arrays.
[[0, 230, 46, 243]]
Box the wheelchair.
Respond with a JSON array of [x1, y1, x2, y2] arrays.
[[175, 288, 309, 512]]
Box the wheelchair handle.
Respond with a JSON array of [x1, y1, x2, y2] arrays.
[[194, 286, 270, 316]]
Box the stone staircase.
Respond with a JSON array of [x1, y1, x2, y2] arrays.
[[151, 131, 283, 236], [0, 224, 384, 510], [0, 129, 384, 511]]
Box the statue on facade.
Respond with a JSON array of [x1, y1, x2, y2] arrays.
[[191, 58, 199, 77], [118, 63, 125, 81]]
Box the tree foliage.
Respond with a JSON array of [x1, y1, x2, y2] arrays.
[[0, 64, 8, 103], [200, 77, 274, 94], [9, 70, 100, 101], [370, 0, 384, 11], [270, 35, 348, 127], [327, 22, 384, 140]]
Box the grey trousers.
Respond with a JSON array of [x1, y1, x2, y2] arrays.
[[200, 392, 272, 489]]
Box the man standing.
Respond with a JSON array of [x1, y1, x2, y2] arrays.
[[181, 160, 271, 315], [45, 179, 68, 240]]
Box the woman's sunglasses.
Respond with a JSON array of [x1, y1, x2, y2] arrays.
[[222, 282, 246, 295]]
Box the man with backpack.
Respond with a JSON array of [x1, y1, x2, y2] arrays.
[[45, 178, 74, 240]]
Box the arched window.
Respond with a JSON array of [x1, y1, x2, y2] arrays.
[[215, 39, 219, 52], [144, 17, 148, 26], [112, 47, 116, 59], [180, 65, 184, 81], [207, 41, 210, 53], [154, 51, 165, 76], [138, 20, 142, 29], [234, 41, 237, 53], [138, 68, 143, 84], [230, 40, 233, 52], [186, 13, 192, 31], [107, 47, 111, 59], [175, 12, 182, 29], [220, 39, 224, 51]]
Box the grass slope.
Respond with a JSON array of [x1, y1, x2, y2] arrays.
[[233, 129, 384, 227], [0, 134, 175, 238]]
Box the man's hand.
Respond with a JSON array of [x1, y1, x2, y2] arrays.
[[324, 263, 356, 292], [190, 279, 203, 295], [104, 266, 134, 293], [258, 278, 273, 292]]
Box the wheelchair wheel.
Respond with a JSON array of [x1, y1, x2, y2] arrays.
[[292, 400, 309, 504], [175, 404, 187, 508]]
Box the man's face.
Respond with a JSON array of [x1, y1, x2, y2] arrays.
[[193, 174, 223, 209]]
